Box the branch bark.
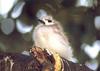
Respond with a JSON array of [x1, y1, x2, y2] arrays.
[[0, 47, 93, 71]]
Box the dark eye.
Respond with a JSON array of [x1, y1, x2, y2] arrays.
[[48, 20, 52, 22]]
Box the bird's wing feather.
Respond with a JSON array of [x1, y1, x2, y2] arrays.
[[52, 23, 70, 46]]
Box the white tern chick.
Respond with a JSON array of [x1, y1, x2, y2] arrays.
[[33, 15, 73, 60]]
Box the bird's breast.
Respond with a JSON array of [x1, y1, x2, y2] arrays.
[[34, 26, 65, 51], [33, 25, 73, 60]]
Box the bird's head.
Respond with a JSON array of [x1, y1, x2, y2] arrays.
[[38, 15, 55, 25]]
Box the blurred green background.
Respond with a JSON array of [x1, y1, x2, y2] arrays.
[[0, 0, 100, 70]]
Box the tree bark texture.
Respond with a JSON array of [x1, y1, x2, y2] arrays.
[[0, 47, 93, 71]]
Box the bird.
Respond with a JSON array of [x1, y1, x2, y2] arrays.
[[33, 15, 73, 61]]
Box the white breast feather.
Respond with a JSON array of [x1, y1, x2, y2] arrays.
[[33, 24, 73, 60]]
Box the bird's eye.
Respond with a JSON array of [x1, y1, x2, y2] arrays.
[[48, 20, 52, 22], [46, 19, 52, 22]]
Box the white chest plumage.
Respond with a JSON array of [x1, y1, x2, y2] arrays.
[[33, 23, 73, 60]]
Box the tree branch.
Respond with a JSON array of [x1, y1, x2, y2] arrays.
[[0, 47, 93, 71]]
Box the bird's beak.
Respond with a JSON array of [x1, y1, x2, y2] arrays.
[[37, 19, 45, 24]]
